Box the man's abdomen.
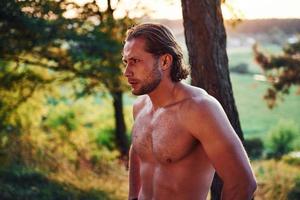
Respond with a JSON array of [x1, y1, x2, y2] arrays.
[[139, 145, 215, 200]]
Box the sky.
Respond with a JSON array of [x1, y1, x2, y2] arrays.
[[73, 0, 300, 20]]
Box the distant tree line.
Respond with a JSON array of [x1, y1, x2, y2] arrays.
[[152, 18, 300, 36], [225, 19, 300, 35]]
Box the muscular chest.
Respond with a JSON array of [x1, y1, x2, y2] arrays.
[[132, 107, 197, 164]]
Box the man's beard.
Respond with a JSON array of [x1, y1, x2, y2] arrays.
[[133, 61, 162, 95]]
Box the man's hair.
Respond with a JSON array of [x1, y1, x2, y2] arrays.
[[125, 23, 189, 82]]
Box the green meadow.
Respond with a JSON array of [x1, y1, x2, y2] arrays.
[[227, 44, 300, 139], [231, 73, 300, 138], [228, 43, 283, 73]]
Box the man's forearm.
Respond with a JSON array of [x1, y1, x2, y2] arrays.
[[128, 184, 139, 200], [128, 164, 140, 200], [221, 182, 257, 200], [128, 146, 141, 200]]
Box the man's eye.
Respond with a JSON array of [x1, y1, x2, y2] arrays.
[[133, 59, 140, 63]]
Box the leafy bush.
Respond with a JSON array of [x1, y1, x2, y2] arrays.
[[230, 63, 250, 74], [96, 128, 116, 150], [0, 89, 132, 200], [253, 160, 300, 200], [288, 176, 300, 200], [265, 120, 299, 159], [244, 137, 264, 159]]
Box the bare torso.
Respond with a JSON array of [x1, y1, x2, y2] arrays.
[[125, 32, 256, 200], [132, 87, 215, 200]]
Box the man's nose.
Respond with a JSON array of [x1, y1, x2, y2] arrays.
[[124, 64, 133, 77]]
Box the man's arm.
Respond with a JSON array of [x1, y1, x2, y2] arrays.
[[182, 96, 257, 200], [128, 145, 141, 200], [128, 96, 146, 200]]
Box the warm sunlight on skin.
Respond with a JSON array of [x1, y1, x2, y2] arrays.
[[72, 0, 300, 20]]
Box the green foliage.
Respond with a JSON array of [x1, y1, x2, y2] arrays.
[[244, 137, 264, 159], [266, 120, 299, 159], [0, 0, 137, 156], [0, 0, 135, 93], [0, 93, 125, 171], [0, 62, 55, 133], [96, 128, 116, 150], [39, 96, 121, 171], [46, 109, 78, 132]]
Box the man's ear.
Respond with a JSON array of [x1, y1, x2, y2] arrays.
[[160, 54, 173, 71]]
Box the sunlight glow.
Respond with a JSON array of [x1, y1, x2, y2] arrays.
[[72, 0, 300, 20], [222, 0, 300, 19]]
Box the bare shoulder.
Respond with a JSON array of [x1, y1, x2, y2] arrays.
[[132, 95, 148, 119], [181, 84, 221, 112], [179, 84, 225, 127], [179, 84, 239, 146]]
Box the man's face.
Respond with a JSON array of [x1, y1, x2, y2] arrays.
[[122, 38, 162, 95]]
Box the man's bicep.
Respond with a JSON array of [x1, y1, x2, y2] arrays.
[[188, 98, 254, 184], [201, 127, 251, 183]]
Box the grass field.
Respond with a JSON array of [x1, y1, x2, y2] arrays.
[[227, 44, 300, 139], [230, 73, 300, 139], [227, 43, 282, 73]]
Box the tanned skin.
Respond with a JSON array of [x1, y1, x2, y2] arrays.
[[123, 37, 257, 200]]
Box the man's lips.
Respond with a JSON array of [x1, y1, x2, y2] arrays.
[[128, 79, 138, 85]]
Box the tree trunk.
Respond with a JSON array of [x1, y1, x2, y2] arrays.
[[181, 0, 244, 199], [111, 91, 129, 158]]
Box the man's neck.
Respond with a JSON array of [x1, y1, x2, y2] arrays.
[[148, 80, 180, 110]]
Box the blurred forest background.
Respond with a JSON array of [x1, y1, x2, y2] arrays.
[[0, 0, 300, 200]]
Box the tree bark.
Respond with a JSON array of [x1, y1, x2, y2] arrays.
[[181, 0, 244, 199], [111, 91, 129, 158]]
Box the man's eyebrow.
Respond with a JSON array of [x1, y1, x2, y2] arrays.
[[122, 56, 136, 61]]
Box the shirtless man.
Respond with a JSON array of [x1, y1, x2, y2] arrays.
[[122, 23, 257, 200]]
